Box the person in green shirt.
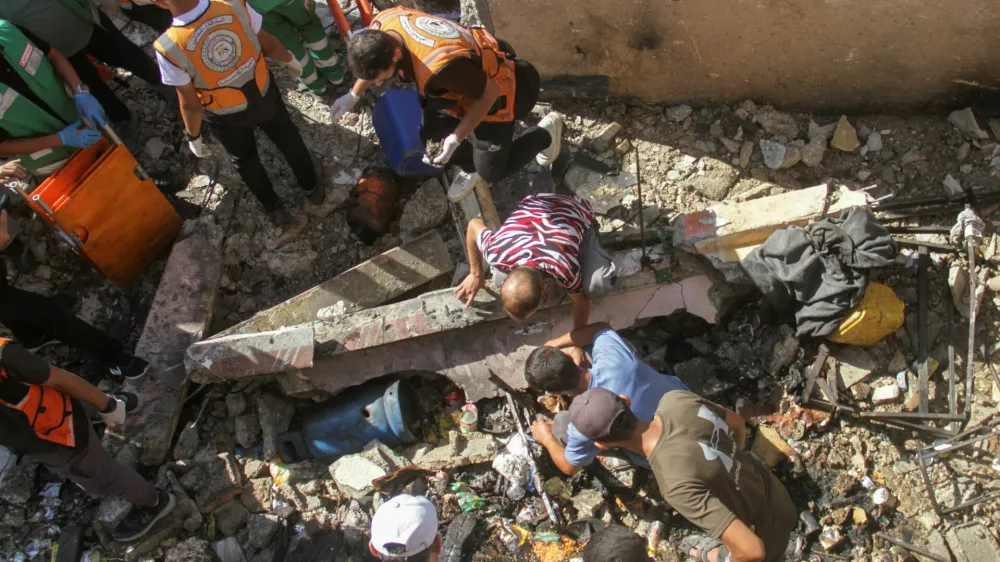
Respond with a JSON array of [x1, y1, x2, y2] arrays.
[[0, 21, 106, 178], [248, 0, 345, 94]]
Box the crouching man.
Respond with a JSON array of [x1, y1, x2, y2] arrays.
[[569, 388, 797, 562], [0, 338, 175, 542], [455, 193, 616, 328], [526, 322, 687, 476]]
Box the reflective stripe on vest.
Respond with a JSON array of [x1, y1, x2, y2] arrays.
[[0, 338, 76, 448], [0, 21, 77, 175], [370, 8, 517, 123], [154, 0, 270, 116]]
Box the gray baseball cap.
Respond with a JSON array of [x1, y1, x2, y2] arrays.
[[569, 388, 632, 442]]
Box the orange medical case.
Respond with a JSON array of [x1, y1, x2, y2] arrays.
[[27, 139, 181, 287]]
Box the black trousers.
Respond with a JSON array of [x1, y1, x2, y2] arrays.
[[208, 81, 318, 212], [123, 3, 171, 33], [68, 12, 165, 123], [420, 59, 551, 184], [0, 283, 122, 364]]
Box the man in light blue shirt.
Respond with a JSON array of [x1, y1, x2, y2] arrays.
[[527, 322, 688, 475]]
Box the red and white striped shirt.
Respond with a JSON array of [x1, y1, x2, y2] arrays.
[[477, 194, 595, 294]]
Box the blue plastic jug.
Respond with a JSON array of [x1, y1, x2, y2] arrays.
[[373, 90, 441, 178], [277, 379, 419, 463]]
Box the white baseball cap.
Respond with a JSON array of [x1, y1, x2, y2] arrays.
[[370, 495, 439, 558]]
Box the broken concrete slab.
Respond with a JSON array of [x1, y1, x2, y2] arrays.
[[753, 426, 795, 468], [673, 183, 869, 281], [946, 524, 1000, 562], [216, 231, 453, 336], [562, 155, 636, 214], [682, 157, 740, 201], [407, 432, 499, 471], [186, 326, 315, 381], [109, 227, 222, 466], [835, 346, 876, 389]]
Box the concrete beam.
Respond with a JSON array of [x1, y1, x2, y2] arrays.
[[186, 326, 314, 380], [109, 227, 222, 466], [216, 231, 453, 336], [300, 269, 742, 401], [673, 183, 869, 280]]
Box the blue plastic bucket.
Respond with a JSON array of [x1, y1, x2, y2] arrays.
[[372, 90, 440, 178], [277, 379, 420, 463]]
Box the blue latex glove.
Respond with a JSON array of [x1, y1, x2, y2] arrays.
[[74, 92, 106, 127], [58, 121, 101, 149]]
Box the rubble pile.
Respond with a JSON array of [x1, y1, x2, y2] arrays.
[[4, 7, 1000, 562]]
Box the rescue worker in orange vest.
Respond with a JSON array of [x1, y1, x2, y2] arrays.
[[0, 338, 176, 542], [152, 0, 328, 225], [332, 8, 563, 186]]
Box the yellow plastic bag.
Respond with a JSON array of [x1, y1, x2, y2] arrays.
[[827, 282, 905, 346]]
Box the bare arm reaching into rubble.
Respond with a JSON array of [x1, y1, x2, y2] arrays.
[[541, 321, 612, 367], [455, 218, 488, 306], [530, 418, 582, 476]]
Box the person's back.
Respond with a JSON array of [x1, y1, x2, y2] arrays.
[[582, 525, 649, 562], [648, 391, 796, 561], [0, 0, 95, 58]]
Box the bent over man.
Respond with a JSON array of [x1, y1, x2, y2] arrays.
[[153, 0, 326, 225], [248, 0, 345, 94], [333, 7, 562, 184], [455, 193, 617, 328], [570, 388, 797, 562], [0, 339, 174, 542]]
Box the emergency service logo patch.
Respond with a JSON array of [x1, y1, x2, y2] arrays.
[[414, 16, 460, 39], [201, 29, 243, 73]]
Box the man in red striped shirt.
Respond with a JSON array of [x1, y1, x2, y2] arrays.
[[455, 193, 617, 329]]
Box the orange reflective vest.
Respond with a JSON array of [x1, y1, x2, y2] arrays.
[[371, 8, 517, 123], [0, 338, 76, 448], [153, 0, 270, 116]]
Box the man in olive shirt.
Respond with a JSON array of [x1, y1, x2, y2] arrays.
[[569, 388, 796, 562]]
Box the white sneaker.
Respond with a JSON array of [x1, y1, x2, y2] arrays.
[[535, 113, 564, 166], [448, 170, 484, 202]]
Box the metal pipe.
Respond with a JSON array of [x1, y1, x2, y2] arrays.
[[856, 412, 966, 421], [874, 533, 950, 562], [502, 390, 559, 526], [966, 230, 977, 420], [918, 245, 930, 414], [949, 302, 958, 433]]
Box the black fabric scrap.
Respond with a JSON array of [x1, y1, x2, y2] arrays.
[[741, 206, 896, 337]]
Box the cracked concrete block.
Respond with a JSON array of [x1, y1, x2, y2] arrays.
[[214, 231, 452, 338], [673, 183, 869, 276], [947, 524, 999, 562], [109, 227, 222, 466], [408, 432, 499, 471], [186, 326, 314, 380]]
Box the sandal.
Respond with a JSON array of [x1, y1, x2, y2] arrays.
[[680, 534, 723, 562]]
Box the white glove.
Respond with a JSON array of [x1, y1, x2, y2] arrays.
[[188, 135, 211, 158], [284, 56, 303, 78], [329, 91, 360, 123], [100, 395, 126, 427], [425, 133, 462, 167]]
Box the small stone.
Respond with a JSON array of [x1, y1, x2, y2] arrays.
[[831, 116, 861, 151], [709, 122, 725, 138], [247, 513, 281, 549], [755, 107, 799, 139], [682, 157, 739, 201], [225, 393, 247, 417], [145, 137, 170, 160], [399, 178, 449, 235], [242, 459, 269, 480], [265, 249, 318, 278], [865, 132, 883, 152], [234, 412, 261, 449], [739, 141, 754, 168], [957, 142, 972, 161], [857, 169, 872, 181], [174, 423, 200, 461], [850, 382, 872, 401], [801, 136, 827, 167], [666, 105, 693, 122], [165, 538, 217, 562], [720, 137, 741, 153], [835, 346, 875, 389], [852, 508, 868, 527], [760, 139, 787, 169], [872, 384, 901, 405], [987, 276, 1000, 293], [571, 489, 605, 518], [241, 478, 273, 513], [808, 120, 837, 140], [213, 499, 250, 537], [694, 140, 717, 154], [943, 174, 964, 199], [0, 457, 37, 505], [258, 393, 294, 459], [948, 107, 989, 140], [887, 350, 907, 373], [882, 167, 897, 183], [590, 122, 623, 153]]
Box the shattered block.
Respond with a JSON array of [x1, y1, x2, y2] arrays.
[[752, 426, 794, 468], [193, 454, 243, 514]]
